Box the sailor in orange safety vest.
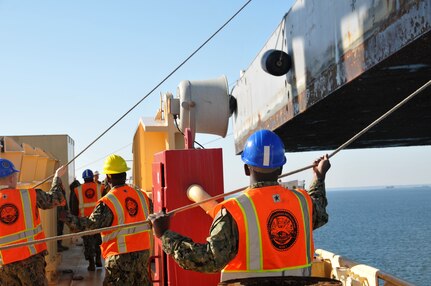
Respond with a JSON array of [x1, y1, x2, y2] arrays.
[[70, 169, 104, 271], [0, 158, 67, 286], [61, 154, 152, 285], [149, 129, 331, 282]]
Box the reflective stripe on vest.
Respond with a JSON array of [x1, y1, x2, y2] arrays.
[[102, 224, 151, 245], [0, 224, 43, 245], [0, 189, 46, 265], [101, 190, 150, 254], [220, 186, 314, 281], [291, 188, 312, 265], [222, 267, 311, 281], [136, 189, 150, 222], [19, 190, 38, 256], [101, 194, 123, 244], [236, 193, 263, 270], [76, 184, 102, 217]]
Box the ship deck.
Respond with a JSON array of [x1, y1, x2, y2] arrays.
[[52, 239, 414, 286], [55, 238, 105, 286]]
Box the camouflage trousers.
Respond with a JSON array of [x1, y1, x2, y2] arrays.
[[103, 250, 150, 286], [83, 233, 102, 261], [0, 252, 47, 286]]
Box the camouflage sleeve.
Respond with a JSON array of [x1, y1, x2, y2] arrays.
[[86, 202, 114, 229], [36, 176, 66, 210], [307, 178, 329, 230], [56, 187, 68, 213], [63, 202, 114, 232], [161, 208, 239, 273]]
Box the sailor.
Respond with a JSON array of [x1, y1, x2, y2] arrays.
[[0, 158, 67, 286], [93, 170, 109, 196], [149, 129, 331, 282], [93, 170, 101, 184], [56, 179, 70, 253], [70, 169, 103, 271], [62, 154, 152, 285]]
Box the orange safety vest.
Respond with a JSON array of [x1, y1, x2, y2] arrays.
[[99, 185, 151, 258], [213, 185, 314, 281], [0, 188, 47, 265], [74, 182, 103, 217]]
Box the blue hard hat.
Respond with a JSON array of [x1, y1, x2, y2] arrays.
[[0, 158, 20, 178], [241, 129, 287, 168], [82, 169, 94, 179]]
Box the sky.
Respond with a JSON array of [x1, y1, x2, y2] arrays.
[[1, 1, 430, 191]]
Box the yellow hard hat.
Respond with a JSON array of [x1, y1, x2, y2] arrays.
[[103, 154, 130, 174]]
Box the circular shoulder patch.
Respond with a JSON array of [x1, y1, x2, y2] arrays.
[[85, 188, 95, 199], [267, 210, 298, 251], [0, 203, 19, 225], [125, 197, 138, 217]]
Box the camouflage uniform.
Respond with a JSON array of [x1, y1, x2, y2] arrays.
[[69, 181, 103, 266], [64, 184, 151, 286], [57, 182, 69, 250], [160, 179, 328, 272], [0, 176, 66, 286], [82, 233, 102, 265], [0, 252, 47, 286], [104, 250, 150, 285]]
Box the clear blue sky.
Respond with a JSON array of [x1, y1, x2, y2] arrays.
[[1, 1, 430, 190]]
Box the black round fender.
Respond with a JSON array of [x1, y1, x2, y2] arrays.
[[261, 49, 292, 76]]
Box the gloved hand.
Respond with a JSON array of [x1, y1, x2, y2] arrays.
[[148, 211, 171, 238]]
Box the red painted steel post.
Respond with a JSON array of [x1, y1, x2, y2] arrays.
[[152, 148, 224, 286]]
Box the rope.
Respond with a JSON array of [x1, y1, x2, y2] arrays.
[[1, 79, 429, 251], [31, 1, 253, 188]]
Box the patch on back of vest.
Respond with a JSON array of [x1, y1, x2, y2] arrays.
[[272, 194, 281, 203], [0, 203, 19, 225], [85, 188, 95, 199], [125, 197, 138, 217], [267, 210, 298, 251]]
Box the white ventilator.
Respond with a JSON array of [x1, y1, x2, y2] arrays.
[[186, 184, 218, 216]]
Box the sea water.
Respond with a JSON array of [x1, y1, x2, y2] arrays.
[[313, 186, 431, 286]]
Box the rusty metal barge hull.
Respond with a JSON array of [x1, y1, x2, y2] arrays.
[[231, 0, 431, 153]]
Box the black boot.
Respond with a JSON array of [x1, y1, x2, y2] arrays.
[[95, 255, 102, 267], [87, 258, 95, 271], [95, 246, 102, 267]]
